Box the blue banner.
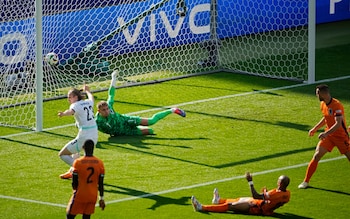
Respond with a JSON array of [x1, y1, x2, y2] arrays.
[[0, 0, 349, 70]]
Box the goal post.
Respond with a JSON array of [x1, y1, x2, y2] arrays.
[[308, 0, 316, 84], [0, 0, 313, 130]]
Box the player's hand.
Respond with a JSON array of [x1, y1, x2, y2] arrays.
[[245, 172, 253, 182], [58, 112, 63, 117], [308, 129, 316, 137], [83, 84, 90, 92], [99, 200, 106, 210]]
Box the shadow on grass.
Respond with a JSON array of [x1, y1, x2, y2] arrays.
[[194, 212, 313, 218], [1, 137, 60, 152], [215, 146, 315, 169], [103, 135, 204, 149], [98, 135, 315, 169], [271, 213, 313, 219], [190, 110, 310, 132], [308, 186, 350, 196], [104, 184, 191, 210]]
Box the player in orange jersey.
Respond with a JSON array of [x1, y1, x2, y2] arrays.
[[66, 139, 105, 219], [298, 84, 350, 189], [191, 172, 290, 216]]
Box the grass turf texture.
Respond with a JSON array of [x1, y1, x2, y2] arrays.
[[1, 21, 350, 218], [1, 74, 350, 218]]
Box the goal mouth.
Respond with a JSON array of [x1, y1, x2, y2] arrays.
[[1, 0, 310, 129]]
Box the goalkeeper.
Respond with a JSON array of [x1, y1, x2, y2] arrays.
[[95, 71, 186, 136]]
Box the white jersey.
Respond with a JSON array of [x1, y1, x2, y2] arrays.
[[70, 99, 97, 129], [65, 99, 98, 153]]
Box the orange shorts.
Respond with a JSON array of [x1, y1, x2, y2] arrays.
[[248, 199, 264, 215], [318, 135, 350, 154], [66, 196, 96, 215]]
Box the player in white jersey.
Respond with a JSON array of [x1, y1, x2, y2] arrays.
[[58, 85, 98, 179]]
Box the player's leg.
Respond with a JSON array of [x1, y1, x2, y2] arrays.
[[66, 214, 76, 219], [298, 143, 329, 189], [227, 198, 251, 213], [59, 142, 75, 166], [136, 127, 154, 135], [66, 196, 78, 219], [59, 137, 82, 179], [82, 214, 91, 219], [191, 195, 239, 212], [140, 108, 186, 126]]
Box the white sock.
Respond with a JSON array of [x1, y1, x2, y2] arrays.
[[60, 155, 74, 166]]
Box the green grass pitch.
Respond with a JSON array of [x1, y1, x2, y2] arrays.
[[1, 20, 350, 218]]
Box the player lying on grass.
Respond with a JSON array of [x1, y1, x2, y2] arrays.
[[191, 172, 290, 216], [95, 70, 186, 136]]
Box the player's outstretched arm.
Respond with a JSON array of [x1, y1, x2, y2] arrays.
[[83, 85, 94, 103], [245, 172, 264, 199], [106, 70, 118, 107], [309, 117, 326, 137], [58, 109, 74, 117]]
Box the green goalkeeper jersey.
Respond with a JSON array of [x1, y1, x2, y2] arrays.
[[95, 86, 141, 136]]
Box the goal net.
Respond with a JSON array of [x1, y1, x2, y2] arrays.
[[0, 0, 309, 130]]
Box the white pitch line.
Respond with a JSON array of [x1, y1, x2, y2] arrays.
[[106, 156, 345, 204], [0, 156, 345, 207], [0, 195, 66, 208], [1, 75, 350, 207], [3, 75, 350, 139]]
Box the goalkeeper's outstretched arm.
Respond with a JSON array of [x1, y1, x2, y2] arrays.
[[107, 70, 118, 107]]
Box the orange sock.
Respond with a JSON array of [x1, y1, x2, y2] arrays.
[[304, 158, 319, 183], [202, 203, 229, 212]]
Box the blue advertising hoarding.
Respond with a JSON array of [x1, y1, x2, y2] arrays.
[[0, 0, 349, 70]]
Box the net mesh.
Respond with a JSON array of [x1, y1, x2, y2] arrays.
[[0, 0, 308, 129]]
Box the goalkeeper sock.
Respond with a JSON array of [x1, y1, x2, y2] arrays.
[[147, 109, 172, 125]]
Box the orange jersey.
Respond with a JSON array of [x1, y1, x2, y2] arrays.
[[321, 98, 348, 137], [72, 156, 105, 203], [261, 188, 290, 215], [249, 189, 290, 215]]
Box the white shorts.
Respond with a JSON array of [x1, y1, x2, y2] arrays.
[[63, 129, 98, 154]]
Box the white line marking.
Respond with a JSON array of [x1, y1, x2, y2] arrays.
[[3, 75, 350, 139], [0, 195, 66, 207], [1, 75, 349, 207], [0, 156, 345, 207], [105, 156, 345, 204]]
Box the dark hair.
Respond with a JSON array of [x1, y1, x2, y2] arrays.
[[316, 84, 329, 93], [69, 88, 84, 101], [83, 139, 95, 156]]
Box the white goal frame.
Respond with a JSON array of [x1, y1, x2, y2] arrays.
[[0, 0, 315, 131]]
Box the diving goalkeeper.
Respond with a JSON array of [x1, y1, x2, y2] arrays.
[[95, 71, 186, 136]]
